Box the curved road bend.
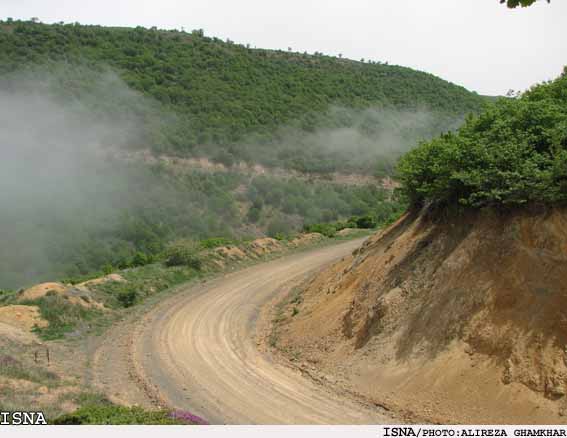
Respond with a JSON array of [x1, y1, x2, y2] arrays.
[[134, 238, 393, 424]]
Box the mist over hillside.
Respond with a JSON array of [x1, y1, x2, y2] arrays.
[[0, 70, 407, 289], [0, 73, 158, 287], [0, 20, 486, 175], [0, 20, 487, 289]]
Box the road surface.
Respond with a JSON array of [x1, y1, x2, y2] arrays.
[[104, 238, 394, 424]]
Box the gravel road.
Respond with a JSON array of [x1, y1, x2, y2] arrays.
[[94, 238, 394, 424]]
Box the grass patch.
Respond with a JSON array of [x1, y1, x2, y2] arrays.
[[51, 396, 193, 425], [21, 295, 104, 341], [0, 354, 60, 386], [0, 288, 17, 304], [199, 237, 236, 249], [269, 286, 305, 349], [92, 263, 201, 309]]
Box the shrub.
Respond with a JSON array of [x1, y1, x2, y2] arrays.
[[200, 237, 234, 249], [0, 289, 15, 304], [355, 215, 377, 229], [116, 289, 137, 308], [131, 252, 153, 267], [247, 206, 262, 223], [304, 223, 337, 238], [398, 72, 567, 208], [267, 217, 293, 239], [21, 295, 101, 340], [52, 404, 190, 425], [164, 240, 202, 270]]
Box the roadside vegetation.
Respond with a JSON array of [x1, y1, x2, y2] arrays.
[[398, 70, 567, 208], [1, 225, 377, 342], [0, 225, 375, 424], [51, 396, 206, 425], [19, 295, 107, 341]]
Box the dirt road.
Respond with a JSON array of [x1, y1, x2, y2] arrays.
[[113, 238, 394, 424]]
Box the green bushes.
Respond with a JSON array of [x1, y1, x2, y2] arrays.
[[247, 175, 400, 225], [52, 401, 186, 425], [266, 216, 294, 239], [21, 295, 102, 340], [0, 20, 483, 171], [199, 237, 234, 249], [304, 214, 383, 237], [1, 165, 405, 290], [0, 289, 15, 304], [116, 290, 138, 308], [304, 223, 339, 238], [164, 240, 203, 270], [52, 397, 209, 424], [93, 263, 200, 310], [353, 215, 377, 229], [398, 72, 567, 208]]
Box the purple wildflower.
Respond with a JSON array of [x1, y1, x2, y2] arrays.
[[169, 410, 209, 425]]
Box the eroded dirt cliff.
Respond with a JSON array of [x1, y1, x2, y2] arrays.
[[275, 206, 567, 423]]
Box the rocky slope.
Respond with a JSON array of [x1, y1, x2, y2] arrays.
[[275, 206, 567, 423]]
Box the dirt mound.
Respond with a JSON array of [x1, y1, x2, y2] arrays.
[[275, 207, 567, 424], [18, 280, 106, 310], [289, 233, 324, 246], [0, 322, 40, 345], [18, 282, 67, 301], [249, 238, 282, 256], [76, 273, 125, 290], [0, 305, 48, 332], [215, 246, 247, 260], [336, 228, 357, 237]]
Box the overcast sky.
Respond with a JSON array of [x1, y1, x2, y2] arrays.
[[2, 0, 566, 96]]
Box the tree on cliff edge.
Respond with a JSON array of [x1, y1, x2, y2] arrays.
[[502, 0, 550, 8]]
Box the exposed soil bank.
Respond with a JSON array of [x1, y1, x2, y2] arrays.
[[274, 206, 567, 424]]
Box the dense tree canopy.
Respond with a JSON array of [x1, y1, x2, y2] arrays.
[[0, 20, 483, 288], [398, 71, 567, 208], [0, 20, 485, 175], [502, 0, 550, 8]]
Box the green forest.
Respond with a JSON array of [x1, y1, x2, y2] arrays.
[[0, 20, 489, 289], [0, 160, 401, 288], [398, 69, 567, 208], [0, 19, 486, 175]]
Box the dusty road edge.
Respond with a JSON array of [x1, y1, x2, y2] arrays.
[[255, 273, 429, 424], [91, 239, 405, 421], [88, 237, 377, 414]]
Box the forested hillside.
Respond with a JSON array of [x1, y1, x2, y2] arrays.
[[0, 160, 397, 288], [0, 20, 486, 288], [0, 20, 485, 175]]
